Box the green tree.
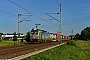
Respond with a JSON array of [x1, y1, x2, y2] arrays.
[[13, 32, 17, 41], [75, 33, 80, 40], [0, 32, 3, 35], [26, 31, 30, 42], [0, 32, 3, 41], [81, 26, 90, 40], [0, 34, 1, 42]]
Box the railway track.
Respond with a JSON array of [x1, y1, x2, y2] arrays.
[[0, 41, 67, 59]]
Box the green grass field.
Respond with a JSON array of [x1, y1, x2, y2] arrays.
[[0, 40, 26, 47], [23, 40, 90, 60]]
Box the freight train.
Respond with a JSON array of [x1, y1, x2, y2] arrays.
[[26, 29, 70, 43]]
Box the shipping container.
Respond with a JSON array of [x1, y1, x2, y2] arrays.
[[56, 32, 60, 41]]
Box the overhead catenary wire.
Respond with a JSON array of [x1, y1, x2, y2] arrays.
[[8, 0, 60, 32], [54, 0, 72, 30], [63, 13, 73, 35], [7, 0, 44, 21], [21, 14, 32, 21], [8, 0, 46, 21], [19, 0, 59, 29], [20, 0, 43, 14], [20, 0, 48, 22], [8, 0, 51, 31], [45, 13, 60, 22], [54, 0, 72, 35], [21, 0, 59, 28], [0, 0, 26, 18], [0, 8, 17, 17], [8, 0, 30, 13], [63, 13, 72, 29], [54, 0, 60, 6], [20, 0, 57, 21]]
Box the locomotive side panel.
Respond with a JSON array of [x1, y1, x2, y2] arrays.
[[30, 29, 50, 43]]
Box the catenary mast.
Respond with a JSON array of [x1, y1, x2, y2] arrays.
[[60, 3, 62, 43]]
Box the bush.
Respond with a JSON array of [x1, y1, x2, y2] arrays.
[[13, 32, 17, 41], [67, 40, 76, 46]]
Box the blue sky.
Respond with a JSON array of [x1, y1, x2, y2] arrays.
[[0, 0, 90, 35]]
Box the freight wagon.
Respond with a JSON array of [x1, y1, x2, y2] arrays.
[[50, 33, 57, 41], [61, 35, 70, 41]]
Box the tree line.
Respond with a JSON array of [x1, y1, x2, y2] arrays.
[[1, 26, 90, 41], [75, 26, 90, 41]]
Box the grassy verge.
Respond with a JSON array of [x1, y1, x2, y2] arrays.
[[23, 40, 90, 60], [0, 40, 26, 47]]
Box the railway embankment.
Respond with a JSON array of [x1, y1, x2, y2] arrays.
[[23, 40, 90, 60], [0, 41, 67, 59]]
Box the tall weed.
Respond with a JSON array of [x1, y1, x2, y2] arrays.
[[67, 40, 76, 46]]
